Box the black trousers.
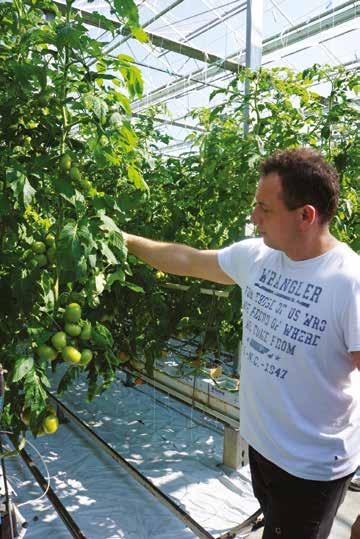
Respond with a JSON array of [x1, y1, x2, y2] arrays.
[[249, 446, 355, 539]]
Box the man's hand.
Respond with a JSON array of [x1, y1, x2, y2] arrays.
[[122, 233, 234, 285]]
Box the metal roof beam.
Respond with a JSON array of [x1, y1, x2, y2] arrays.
[[134, 113, 205, 132]]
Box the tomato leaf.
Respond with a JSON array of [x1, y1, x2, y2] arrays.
[[92, 322, 113, 348], [131, 27, 148, 43], [57, 367, 77, 396], [106, 269, 125, 287], [83, 94, 108, 124], [23, 178, 36, 205], [98, 211, 122, 234], [127, 165, 148, 192], [113, 0, 139, 26], [13, 356, 34, 383], [100, 242, 118, 265], [124, 282, 144, 293], [95, 273, 106, 294], [7, 167, 36, 206], [54, 177, 76, 204], [39, 272, 55, 312]]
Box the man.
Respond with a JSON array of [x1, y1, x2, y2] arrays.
[[123, 148, 360, 538]]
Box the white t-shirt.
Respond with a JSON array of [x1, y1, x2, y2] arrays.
[[218, 239, 360, 481]]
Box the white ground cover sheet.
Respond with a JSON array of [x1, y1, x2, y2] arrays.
[[5, 370, 259, 538]]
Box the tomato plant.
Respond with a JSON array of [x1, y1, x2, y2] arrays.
[[0, 0, 149, 441]]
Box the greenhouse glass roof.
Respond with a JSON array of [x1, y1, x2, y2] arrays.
[[63, 0, 360, 152]]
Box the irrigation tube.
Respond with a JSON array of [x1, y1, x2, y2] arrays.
[[47, 391, 215, 539], [16, 446, 87, 539]]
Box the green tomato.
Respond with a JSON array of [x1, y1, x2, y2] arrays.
[[80, 322, 92, 341], [80, 349, 93, 366], [64, 323, 81, 337], [60, 153, 72, 172], [29, 258, 38, 270], [51, 331, 67, 351], [38, 91, 51, 107], [99, 134, 108, 146], [62, 346, 81, 364], [69, 167, 81, 182], [45, 234, 55, 247], [42, 414, 59, 434], [37, 345, 57, 362], [79, 178, 92, 191], [35, 254, 47, 267], [64, 303, 82, 323], [32, 241, 46, 254]]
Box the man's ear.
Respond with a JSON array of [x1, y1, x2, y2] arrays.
[[300, 204, 316, 227]]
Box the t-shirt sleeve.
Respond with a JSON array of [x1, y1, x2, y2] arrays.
[[343, 280, 360, 353], [217, 238, 265, 288]]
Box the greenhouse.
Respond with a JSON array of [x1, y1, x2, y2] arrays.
[[0, 0, 359, 538]]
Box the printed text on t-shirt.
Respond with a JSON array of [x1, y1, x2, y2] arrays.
[[241, 268, 328, 381]]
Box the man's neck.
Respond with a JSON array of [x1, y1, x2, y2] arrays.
[[285, 231, 340, 261]]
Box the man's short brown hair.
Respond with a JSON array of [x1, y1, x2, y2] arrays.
[[260, 148, 340, 224]]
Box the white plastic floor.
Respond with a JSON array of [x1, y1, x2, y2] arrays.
[[4, 369, 359, 538], [5, 370, 259, 538]]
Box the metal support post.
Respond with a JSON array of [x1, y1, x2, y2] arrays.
[[244, 0, 264, 135], [223, 425, 249, 469]]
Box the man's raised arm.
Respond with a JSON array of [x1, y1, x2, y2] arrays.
[[123, 233, 234, 285]]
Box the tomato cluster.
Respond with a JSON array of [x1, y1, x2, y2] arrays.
[[59, 153, 92, 193], [30, 234, 56, 268], [37, 303, 93, 367], [21, 404, 59, 436]]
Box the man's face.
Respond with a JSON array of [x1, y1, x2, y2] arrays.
[[251, 173, 301, 252]]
